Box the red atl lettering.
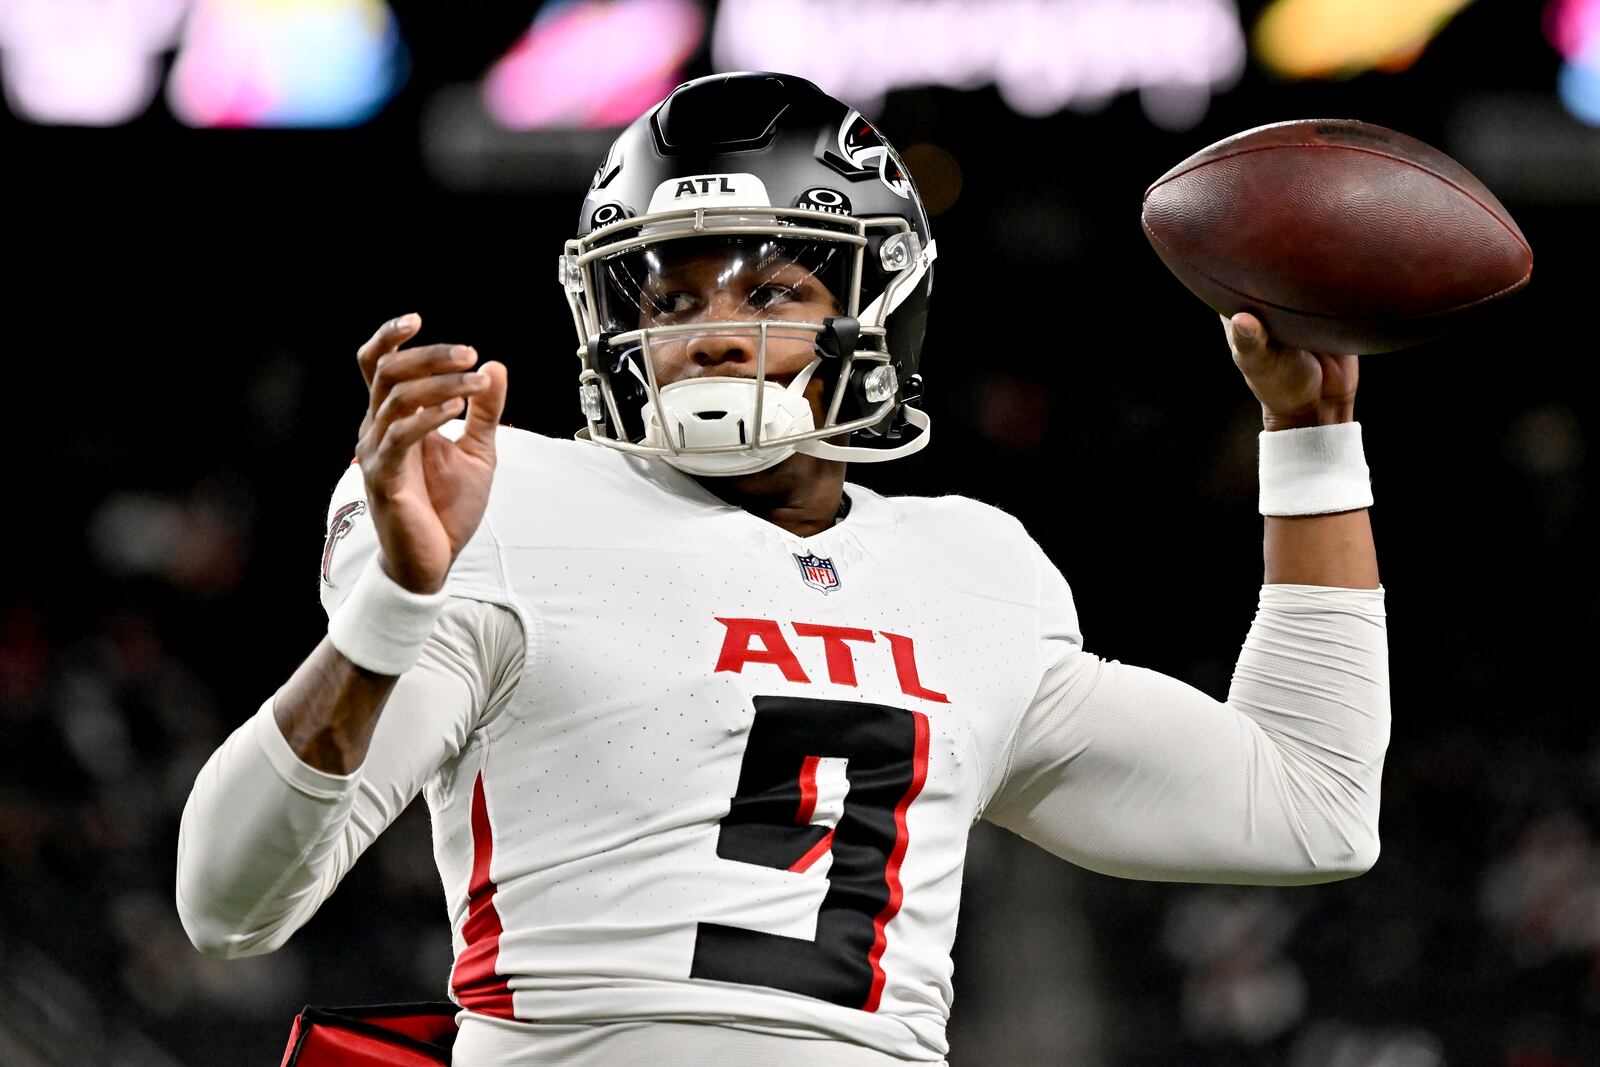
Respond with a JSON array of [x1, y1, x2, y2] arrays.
[[713, 618, 949, 703], [881, 631, 950, 704], [714, 617, 809, 682], [792, 623, 877, 686]]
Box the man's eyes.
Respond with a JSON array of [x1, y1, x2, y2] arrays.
[[646, 291, 699, 316], [646, 284, 803, 317], [747, 283, 797, 309]]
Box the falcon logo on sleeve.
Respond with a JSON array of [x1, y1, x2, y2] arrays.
[[321, 501, 367, 584]]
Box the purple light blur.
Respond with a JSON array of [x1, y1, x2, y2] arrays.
[[483, 0, 704, 130], [711, 0, 1245, 129]]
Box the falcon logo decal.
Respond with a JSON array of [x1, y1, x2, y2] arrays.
[[322, 501, 366, 584], [835, 111, 913, 200], [794, 552, 841, 594]]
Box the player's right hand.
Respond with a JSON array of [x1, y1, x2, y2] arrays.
[[354, 314, 508, 594], [1221, 312, 1357, 433]]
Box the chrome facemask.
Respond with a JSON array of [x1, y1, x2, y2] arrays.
[[562, 205, 935, 476]]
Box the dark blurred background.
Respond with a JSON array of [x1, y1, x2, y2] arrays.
[[3, 0, 1598, 1063]]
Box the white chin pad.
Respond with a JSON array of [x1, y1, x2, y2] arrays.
[[642, 363, 819, 477]]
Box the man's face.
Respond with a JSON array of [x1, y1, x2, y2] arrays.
[[634, 241, 842, 393]]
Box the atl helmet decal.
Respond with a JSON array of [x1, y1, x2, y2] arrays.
[[835, 110, 913, 200], [590, 202, 630, 228], [794, 187, 853, 215], [671, 175, 739, 198], [321, 500, 366, 584], [794, 552, 841, 594]]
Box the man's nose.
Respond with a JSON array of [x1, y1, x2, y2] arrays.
[[690, 331, 757, 368], [686, 292, 757, 368]]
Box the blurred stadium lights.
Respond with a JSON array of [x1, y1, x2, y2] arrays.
[[0, 0, 190, 125], [482, 0, 703, 130], [710, 0, 1246, 131], [166, 0, 408, 128], [1252, 0, 1474, 79], [1447, 92, 1600, 203], [1547, 0, 1600, 125], [423, 0, 703, 192], [422, 82, 619, 192]]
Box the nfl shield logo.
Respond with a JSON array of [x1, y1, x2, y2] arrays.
[[794, 552, 841, 594]]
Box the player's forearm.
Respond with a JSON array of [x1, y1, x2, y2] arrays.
[[274, 637, 399, 774], [1259, 401, 1378, 588], [1264, 509, 1378, 588], [177, 698, 363, 957]]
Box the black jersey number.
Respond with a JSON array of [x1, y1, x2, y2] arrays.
[[690, 695, 930, 1011]]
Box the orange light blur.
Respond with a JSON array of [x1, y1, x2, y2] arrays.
[[1254, 0, 1475, 79]]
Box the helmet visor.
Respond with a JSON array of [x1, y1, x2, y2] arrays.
[[594, 234, 848, 341]]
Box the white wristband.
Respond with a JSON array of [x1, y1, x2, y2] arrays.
[[327, 555, 449, 675], [1258, 422, 1373, 516]]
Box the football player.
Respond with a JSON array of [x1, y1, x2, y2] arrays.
[[176, 72, 1387, 1066]]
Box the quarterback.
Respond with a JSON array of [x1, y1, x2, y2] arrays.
[[176, 73, 1388, 1065]]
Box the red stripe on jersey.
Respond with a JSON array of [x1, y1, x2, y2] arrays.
[[789, 828, 834, 874], [449, 771, 516, 1019], [789, 757, 832, 873], [863, 710, 930, 1012], [795, 755, 821, 825]]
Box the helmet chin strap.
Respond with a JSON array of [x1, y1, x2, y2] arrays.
[[642, 358, 821, 477], [793, 405, 930, 464], [640, 353, 930, 476]]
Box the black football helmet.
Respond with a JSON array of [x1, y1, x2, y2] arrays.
[[560, 71, 936, 476]]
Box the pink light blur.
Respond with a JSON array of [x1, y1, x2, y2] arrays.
[[483, 0, 704, 130], [711, 0, 1245, 130], [1545, 0, 1600, 59], [0, 0, 190, 126]]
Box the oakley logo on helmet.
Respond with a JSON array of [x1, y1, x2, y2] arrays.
[[794, 187, 853, 216], [590, 203, 630, 228], [833, 111, 913, 200], [646, 172, 771, 212]]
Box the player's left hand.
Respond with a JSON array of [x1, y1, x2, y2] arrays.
[[1222, 312, 1358, 431]]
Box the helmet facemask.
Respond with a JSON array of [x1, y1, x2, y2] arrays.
[[564, 205, 934, 476]]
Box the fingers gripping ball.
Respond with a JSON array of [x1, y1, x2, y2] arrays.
[[1141, 120, 1532, 353]]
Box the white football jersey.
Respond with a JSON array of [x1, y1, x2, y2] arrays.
[[179, 423, 1388, 1066], [320, 427, 1061, 1060]]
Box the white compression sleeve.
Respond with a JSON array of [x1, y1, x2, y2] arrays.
[[175, 598, 524, 957], [983, 583, 1389, 884]]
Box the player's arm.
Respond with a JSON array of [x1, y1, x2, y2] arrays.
[[276, 314, 507, 773], [175, 599, 521, 957], [982, 316, 1386, 881], [175, 315, 512, 955], [981, 581, 1387, 884]]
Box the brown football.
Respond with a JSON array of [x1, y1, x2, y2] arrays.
[[1141, 119, 1532, 354]]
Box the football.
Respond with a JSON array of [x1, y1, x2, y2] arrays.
[[1140, 119, 1532, 354]]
